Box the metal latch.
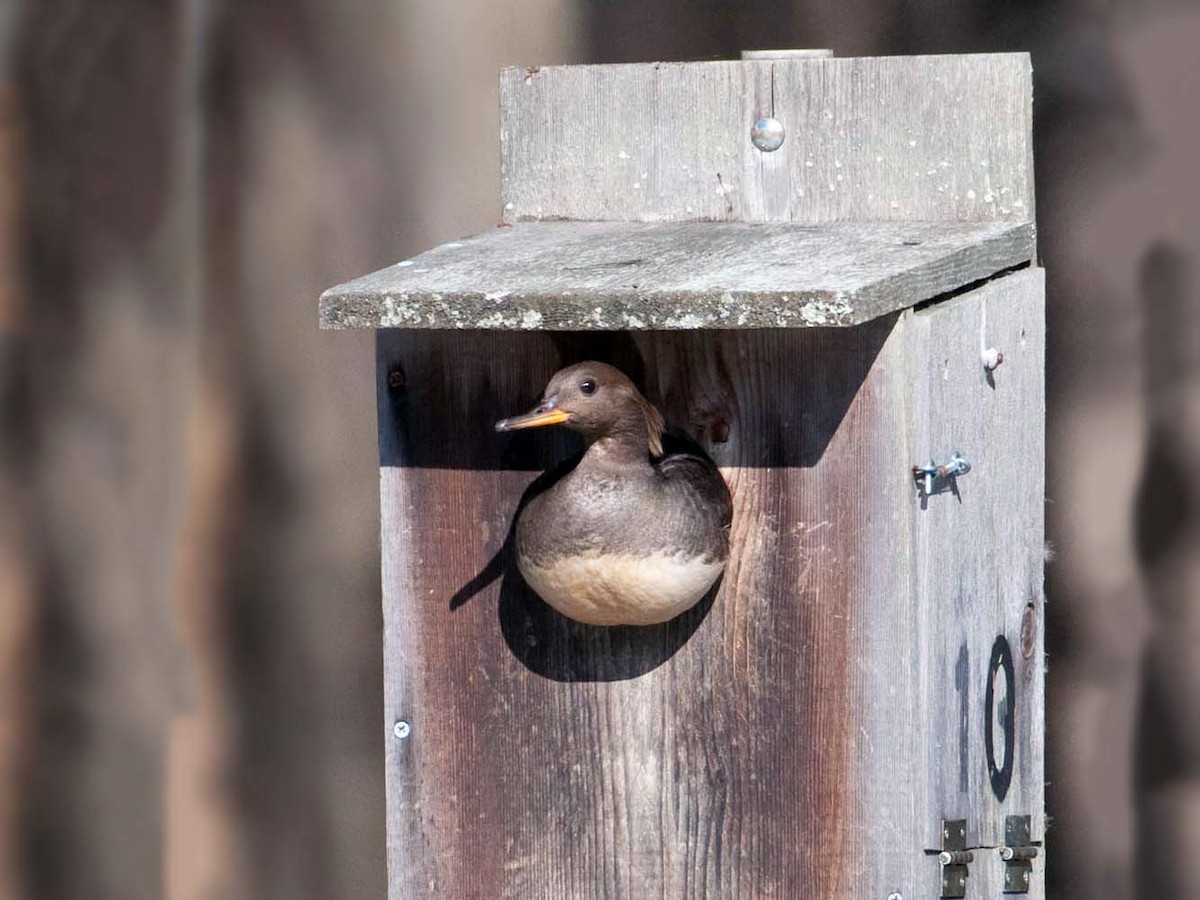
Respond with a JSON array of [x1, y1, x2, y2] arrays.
[[912, 451, 971, 499], [938, 819, 972, 898], [999, 815, 1040, 893]]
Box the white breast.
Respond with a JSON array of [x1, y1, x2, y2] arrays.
[[519, 550, 725, 626]]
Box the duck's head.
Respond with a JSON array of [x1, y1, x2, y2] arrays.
[[495, 361, 665, 456]]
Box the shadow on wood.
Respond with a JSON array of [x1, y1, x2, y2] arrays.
[[378, 323, 893, 470], [379, 331, 650, 470]]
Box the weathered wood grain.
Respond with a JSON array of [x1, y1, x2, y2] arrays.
[[500, 54, 1033, 226], [361, 49, 1043, 900], [378, 319, 923, 899], [374, 268, 1044, 899], [906, 268, 1046, 896], [321, 219, 1034, 330]]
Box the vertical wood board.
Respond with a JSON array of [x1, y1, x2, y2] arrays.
[[376, 322, 929, 899], [501, 54, 1034, 226], [906, 269, 1046, 894]]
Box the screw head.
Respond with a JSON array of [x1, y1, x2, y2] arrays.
[[393, 720, 411, 740], [751, 116, 785, 152], [947, 452, 971, 477], [887, 893, 904, 900]]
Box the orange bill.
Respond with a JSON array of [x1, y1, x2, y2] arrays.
[[494, 407, 571, 432]]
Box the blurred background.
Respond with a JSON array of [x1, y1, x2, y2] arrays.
[[2, 0, 1198, 897]]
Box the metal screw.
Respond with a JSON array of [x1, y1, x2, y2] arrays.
[[393, 720, 411, 739], [944, 451, 971, 478], [982, 347, 1004, 371], [751, 116, 785, 152], [387, 368, 406, 389], [887, 893, 904, 900], [920, 461, 937, 496]]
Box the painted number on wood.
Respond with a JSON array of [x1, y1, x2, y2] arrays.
[[984, 635, 1016, 801]]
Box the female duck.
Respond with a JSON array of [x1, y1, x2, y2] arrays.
[[496, 362, 732, 626]]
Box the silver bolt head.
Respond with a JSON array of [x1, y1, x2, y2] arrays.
[[887, 893, 904, 900], [393, 720, 411, 739], [751, 116, 785, 152]]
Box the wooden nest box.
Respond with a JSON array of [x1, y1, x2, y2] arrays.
[[321, 51, 1045, 899]]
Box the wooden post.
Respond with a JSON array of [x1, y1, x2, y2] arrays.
[[322, 52, 1045, 899]]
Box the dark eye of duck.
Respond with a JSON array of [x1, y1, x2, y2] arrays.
[[579, 378, 597, 396]]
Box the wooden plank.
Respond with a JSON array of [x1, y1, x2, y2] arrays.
[[322, 219, 1034, 330], [501, 54, 1033, 226], [906, 270, 1046, 893], [501, 61, 745, 224], [377, 320, 935, 899]]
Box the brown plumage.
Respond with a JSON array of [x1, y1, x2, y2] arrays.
[[496, 362, 732, 626]]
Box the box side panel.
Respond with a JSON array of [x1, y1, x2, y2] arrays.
[[906, 270, 1046, 895]]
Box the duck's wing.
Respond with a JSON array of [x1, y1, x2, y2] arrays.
[[658, 452, 733, 539]]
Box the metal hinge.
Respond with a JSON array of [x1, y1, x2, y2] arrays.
[[999, 815, 1040, 894], [938, 819, 972, 898]]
